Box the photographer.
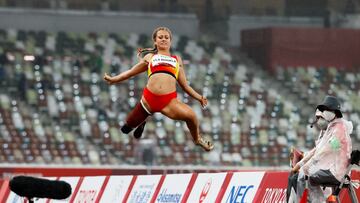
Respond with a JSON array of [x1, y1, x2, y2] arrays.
[[296, 96, 353, 202]]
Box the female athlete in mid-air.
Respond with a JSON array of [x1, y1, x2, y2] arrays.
[[103, 27, 214, 151]]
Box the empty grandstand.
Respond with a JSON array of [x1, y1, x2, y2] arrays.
[[0, 0, 359, 202]]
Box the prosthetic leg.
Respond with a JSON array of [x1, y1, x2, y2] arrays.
[[133, 121, 146, 139], [121, 100, 151, 139]]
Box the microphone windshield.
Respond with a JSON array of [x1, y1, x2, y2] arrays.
[[9, 176, 72, 199], [310, 117, 319, 128]]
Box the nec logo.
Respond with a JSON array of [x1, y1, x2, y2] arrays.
[[199, 178, 212, 203], [225, 185, 254, 203]]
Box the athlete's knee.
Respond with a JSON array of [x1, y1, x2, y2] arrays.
[[123, 101, 151, 132], [184, 111, 197, 124], [186, 108, 197, 119]]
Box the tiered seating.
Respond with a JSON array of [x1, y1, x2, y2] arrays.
[[1, 29, 358, 167], [275, 65, 360, 148]]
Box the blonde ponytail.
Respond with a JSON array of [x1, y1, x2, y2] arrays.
[[137, 46, 158, 58]]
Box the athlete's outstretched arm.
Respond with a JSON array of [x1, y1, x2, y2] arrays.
[[103, 54, 151, 84], [177, 56, 208, 108]]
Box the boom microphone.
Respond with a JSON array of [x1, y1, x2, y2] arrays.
[[9, 176, 72, 200]]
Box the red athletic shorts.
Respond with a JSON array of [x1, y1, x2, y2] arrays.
[[143, 87, 177, 112]]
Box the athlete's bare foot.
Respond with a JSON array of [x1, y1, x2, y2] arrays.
[[195, 137, 214, 151]]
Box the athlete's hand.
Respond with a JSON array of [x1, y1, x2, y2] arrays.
[[103, 73, 116, 85], [199, 96, 208, 108]]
